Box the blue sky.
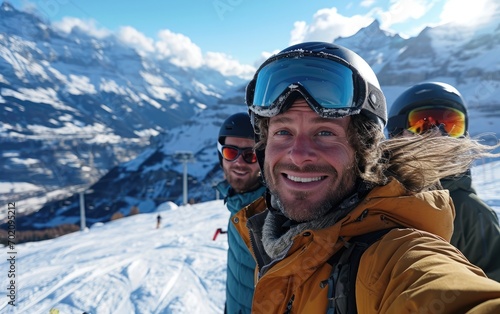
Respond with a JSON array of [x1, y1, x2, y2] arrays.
[[7, 0, 499, 78]]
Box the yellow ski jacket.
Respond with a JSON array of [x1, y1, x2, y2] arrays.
[[233, 179, 500, 313]]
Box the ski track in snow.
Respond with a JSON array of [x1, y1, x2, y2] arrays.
[[153, 260, 184, 313], [0, 201, 229, 314], [19, 255, 139, 313]]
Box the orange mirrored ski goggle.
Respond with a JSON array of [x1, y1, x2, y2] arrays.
[[406, 106, 466, 137], [217, 143, 257, 164]]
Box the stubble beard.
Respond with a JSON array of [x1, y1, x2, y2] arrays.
[[264, 162, 357, 222], [224, 166, 260, 193]]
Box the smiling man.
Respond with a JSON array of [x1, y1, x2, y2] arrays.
[[236, 41, 500, 313], [215, 112, 266, 314]]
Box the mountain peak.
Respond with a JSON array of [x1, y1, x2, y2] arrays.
[[367, 19, 381, 29], [359, 18, 398, 39]]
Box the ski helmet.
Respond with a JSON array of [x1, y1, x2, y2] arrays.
[[387, 82, 468, 137], [217, 112, 255, 166], [246, 41, 387, 128], [245, 42, 387, 173]]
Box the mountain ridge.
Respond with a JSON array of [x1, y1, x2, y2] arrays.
[[0, 1, 246, 216]]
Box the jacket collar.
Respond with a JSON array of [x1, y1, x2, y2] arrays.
[[440, 171, 475, 193], [247, 178, 455, 272]]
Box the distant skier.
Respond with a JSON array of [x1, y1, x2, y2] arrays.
[[156, 214, 162, 229]]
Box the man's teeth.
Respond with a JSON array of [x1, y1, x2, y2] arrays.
[[287, 175, 323, 183]]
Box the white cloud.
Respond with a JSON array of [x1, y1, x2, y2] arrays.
[[372, 0, 499, 36], [149, 29, 255, 78], [205, 52, 255, 79], [52, 18, 256, 78], [377, 0, 434, 28], [360, 0, 376, 7], [289, 7, 373, 45], [52, 17, 111, 39], [289, 21, 308, 45], [117, 26, 155, 55], [440, 0, 498, 26], [155, 29, 204, 68]]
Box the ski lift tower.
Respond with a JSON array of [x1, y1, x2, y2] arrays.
[[174, 151, 195, 205], [79, 187, 94, 231]]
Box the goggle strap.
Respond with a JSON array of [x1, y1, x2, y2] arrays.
[[387, 114, 408, 134]]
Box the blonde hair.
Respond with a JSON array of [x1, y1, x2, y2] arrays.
[[255, 114, 500, 192]]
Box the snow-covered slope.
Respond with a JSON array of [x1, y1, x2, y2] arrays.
[[0, 200, 229, 313], [0, 160, 499, 314]]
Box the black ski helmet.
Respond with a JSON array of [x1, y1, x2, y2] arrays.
[[387, 82, 468, 137], [246, 41, 387, 128], [217, 112, 255, 166]]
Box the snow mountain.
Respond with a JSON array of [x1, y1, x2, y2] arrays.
[[0, 1, 246, 216]]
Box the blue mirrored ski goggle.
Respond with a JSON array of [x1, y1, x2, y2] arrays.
[[246, 56, 364, 118]]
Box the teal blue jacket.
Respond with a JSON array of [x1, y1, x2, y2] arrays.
[[442, 173, 500, 282], [215, 181, 266, 314]]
